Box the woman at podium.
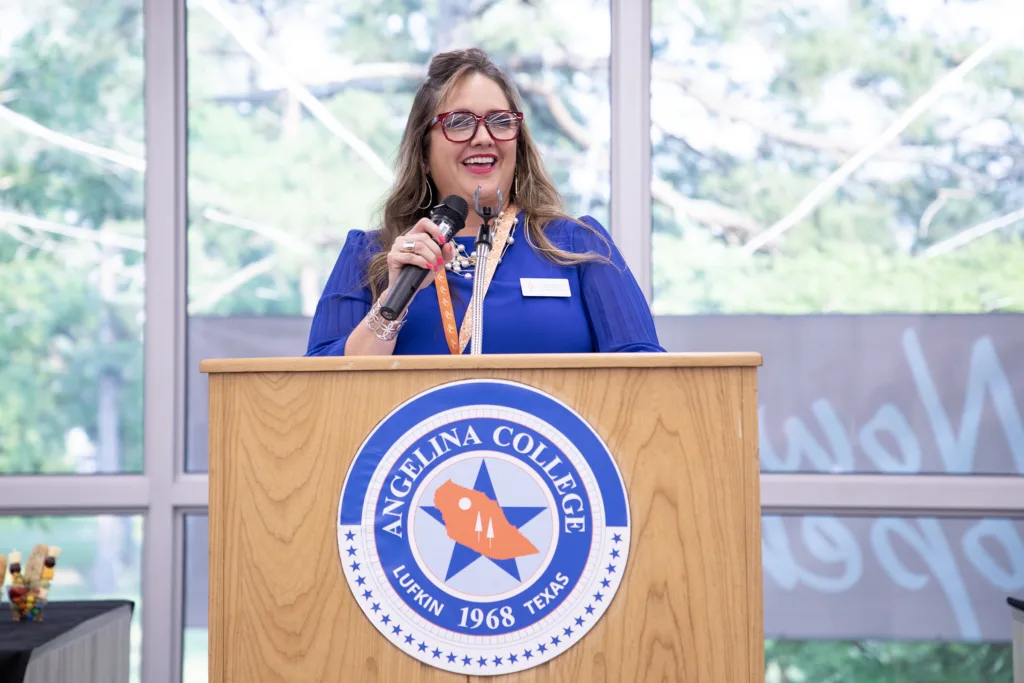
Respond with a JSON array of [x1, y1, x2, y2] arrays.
[[306, 48, 663, 357]]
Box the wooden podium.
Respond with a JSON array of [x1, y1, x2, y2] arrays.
[[201, 353, 763, 683]]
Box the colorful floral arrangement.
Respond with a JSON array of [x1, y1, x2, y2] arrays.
[[1, 545, 61, 622]]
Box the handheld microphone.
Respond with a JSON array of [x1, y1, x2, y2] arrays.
[[379, 194, 470, 321]]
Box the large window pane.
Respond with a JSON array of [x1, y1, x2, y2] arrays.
[[0, 0, 145, 474], [650, 0, 1023, 314], [763, 514, 1023, 682], [184, 0, 611, 471], [183, 514, 208, 683], [1, 515, 143, 683], [764, 515, 1024, 642]]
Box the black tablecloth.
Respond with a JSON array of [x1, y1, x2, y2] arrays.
[[0, 600, 134, 683]]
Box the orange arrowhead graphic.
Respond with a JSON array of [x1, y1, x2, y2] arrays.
[[433, 480, 540, 560]]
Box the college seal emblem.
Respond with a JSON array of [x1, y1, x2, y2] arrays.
[[337, 379, 630, 674]]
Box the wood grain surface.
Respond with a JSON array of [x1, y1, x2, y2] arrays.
[[199, 352, 762, 374], [207, 363, 763, 683]]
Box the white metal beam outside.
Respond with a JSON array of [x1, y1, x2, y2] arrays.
[[143, 0, 188, 680], [610, 0, 652, 301]]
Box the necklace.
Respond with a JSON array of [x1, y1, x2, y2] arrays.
[[444, 212, 518, 279]]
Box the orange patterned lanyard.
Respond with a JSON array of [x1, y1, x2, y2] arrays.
[[433, 209, 516, 354]]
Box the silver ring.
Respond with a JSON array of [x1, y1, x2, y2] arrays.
[[402, 240, 416, 252]]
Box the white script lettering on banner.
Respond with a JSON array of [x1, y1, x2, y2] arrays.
[[762, 516, 1024, 641], [759, 328, 1024, 475]]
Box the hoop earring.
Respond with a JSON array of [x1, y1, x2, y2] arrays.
[[513, 170, 520, 200], [418, 177, 434, 210]]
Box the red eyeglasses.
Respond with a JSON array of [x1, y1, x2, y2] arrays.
[[431, 110, 524, 143]]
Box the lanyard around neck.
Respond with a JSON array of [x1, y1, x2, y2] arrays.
[[432, 209, 517, 355]]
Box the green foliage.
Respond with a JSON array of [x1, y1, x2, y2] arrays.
[[0, 248, 143, 473], [766, 639, 1012, 683], [652, 228, 1024, 314], [0, 0, 144, 474], [650, 0, 1024, 314]]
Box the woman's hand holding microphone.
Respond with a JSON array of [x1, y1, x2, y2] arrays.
[[387, 217, 455, 294], [346, 215, 459, 355]]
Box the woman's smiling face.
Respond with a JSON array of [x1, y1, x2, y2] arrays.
[[426, 72, 518, 226]]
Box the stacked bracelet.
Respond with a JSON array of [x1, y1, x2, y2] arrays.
[[365, 300, 407, 341]]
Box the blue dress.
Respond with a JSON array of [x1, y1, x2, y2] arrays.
[[306, 213, 664, 355]]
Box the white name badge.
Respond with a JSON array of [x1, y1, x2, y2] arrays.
[[520, 278, 571, 298]]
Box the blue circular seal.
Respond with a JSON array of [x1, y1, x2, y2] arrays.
[[338, 379, 630, 675]]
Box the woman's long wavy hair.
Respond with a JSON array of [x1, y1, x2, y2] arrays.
[[366, 48, 608, 300]]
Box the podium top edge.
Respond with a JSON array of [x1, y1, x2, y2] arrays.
[[199, 352, 763, 374]]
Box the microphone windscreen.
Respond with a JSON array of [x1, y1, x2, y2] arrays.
[[435, 194, 469, 227]]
